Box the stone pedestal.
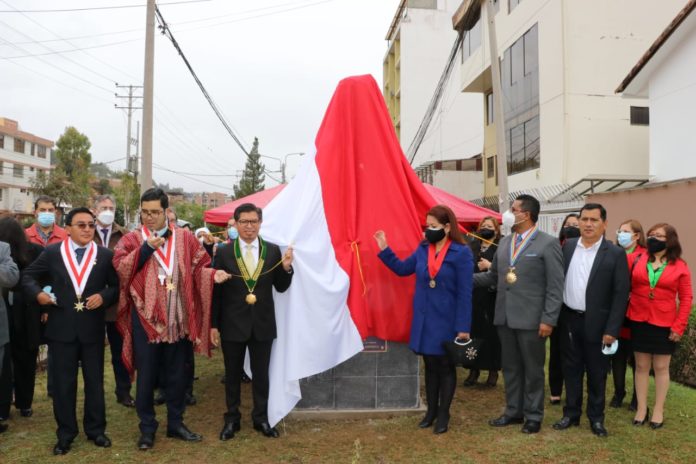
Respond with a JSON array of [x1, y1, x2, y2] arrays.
[[294, 339, 422, 414]]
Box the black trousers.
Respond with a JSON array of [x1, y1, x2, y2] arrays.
[[548, 329, 564, 397], [422, 354, 456, 424], [131, 310, 190, 434], [0, 341, 39, 416], [559, 308, 610, 422], [221, 336, 272, 425], [611, 337, 635, 400], [106, 321, 131, 399], [49, 340, 106, 442]]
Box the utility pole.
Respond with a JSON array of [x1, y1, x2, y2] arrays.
[[115, 84, 143, 172], [485, 0, 510, 212], [141, 0, 155, 194]]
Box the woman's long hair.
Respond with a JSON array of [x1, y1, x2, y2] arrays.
[[620, 219, 647, 248], [0, 216, 31, 268], [426, 205, 466, 244], [647, 223, 682, 263]]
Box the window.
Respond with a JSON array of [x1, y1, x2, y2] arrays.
[[524, 25, 538, 75], [14, 138, 25, 154], [13, 164, 23, 178], [486, 92, 494, 125], [462, 19, 482, 62], [486, 156, 495, 178], [507, 115, 540, 174], [0, 160, 3, 174], [0, 134, 4, 149], [630, 106, 649, 126], [0, 189, 3, 202], [37, 144, 47, 158], [30, 166, 35, 172], [510, 36, 524, 85], [509, 0, 523, 13]]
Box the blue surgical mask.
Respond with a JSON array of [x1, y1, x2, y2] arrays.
[[37, 212, 55, 227], [617, 231, 634, 249], [227, 227, 238, 240]]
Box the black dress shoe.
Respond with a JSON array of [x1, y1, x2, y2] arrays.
[[117, 394, 135, 408], [0, 423, 8, 434], [185, 393, 197, 406], [19, 408, 33, 417], [137, 432, 155, 450], [463, 369, 480, 387], [552, 416, 580, 430], [590, 421, 608, 437], [609, 395, 624, 408], [549, 397, 561, 405], [241, 373, 252, 383], [489, 415, 525, 427], [633, 407, 649, 426], [433, 419, 449, 434], [219, 421, 241, 441], [418, 415, 436, 429], [167, 423, 202, 442], [521, 420, 541, 434], [89, 434, 112, 448], [649, 421, 664, 430], [485, 370, 499, 387], [253, 422, 280, 438], [53, 440, 71, 455]]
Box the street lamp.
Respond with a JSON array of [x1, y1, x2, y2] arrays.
[[259, 152, 305, 183]]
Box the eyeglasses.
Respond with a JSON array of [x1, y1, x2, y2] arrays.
[[141, 209, 164, 218], [71, 222, 96, 230], [237, 219, 260, 226], [648, 234, 667, 240], [98, 206, 116, 212]]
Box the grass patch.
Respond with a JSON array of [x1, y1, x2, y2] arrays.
[[1, 348, 695, 463]]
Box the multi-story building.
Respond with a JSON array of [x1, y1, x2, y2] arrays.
[[193, 192, 228, 209], [452, 0, 685, 211], [0, 117, 53, 216], [383, 0, 484, 199]]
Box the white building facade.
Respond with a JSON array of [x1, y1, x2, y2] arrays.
[[0, 118, 53, 216]]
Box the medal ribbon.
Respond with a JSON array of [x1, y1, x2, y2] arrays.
[[142, 226, 176, 277], [509, 225, 539, 267], [427, 239, 452, 280], [234, 237, 267, 292], [647, 260, 668, 291], [60, 239, 97, 298]]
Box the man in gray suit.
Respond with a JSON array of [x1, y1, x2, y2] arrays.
[[0, 241, 20, 434], [474, 195, 564, 433]]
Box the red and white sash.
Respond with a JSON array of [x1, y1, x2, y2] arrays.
[[60, 239, 97, 298], [141, 226, 176, 278]]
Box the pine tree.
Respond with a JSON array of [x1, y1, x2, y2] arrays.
[[233, 137, 266, 199]]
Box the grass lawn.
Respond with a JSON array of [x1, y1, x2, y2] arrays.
[[1, 348, 695, 463]]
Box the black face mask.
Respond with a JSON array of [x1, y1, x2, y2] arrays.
[[477, 228, 495, 240], [562, 226, 581, 239], [425, 227, 447, 244], [647, 237, 667, 254]]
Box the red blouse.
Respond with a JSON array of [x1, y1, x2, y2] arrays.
[[627, 254, 693, 335]]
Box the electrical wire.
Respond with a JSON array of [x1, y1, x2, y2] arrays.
[[0, 0, 211, 14]]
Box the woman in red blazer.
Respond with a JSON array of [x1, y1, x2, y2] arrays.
[[627, 223, 692, 429]]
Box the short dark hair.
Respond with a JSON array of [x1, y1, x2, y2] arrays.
[[233, 203, 263, 221], [34, 195, 57, 210], [515, 194, 540, 223], [580, 203, 607, 221], [65, 207, 95, 225], [140, 188, 169, 210], [559, 213, 580, 241]]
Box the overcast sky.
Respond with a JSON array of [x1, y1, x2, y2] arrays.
[[0, 0, 402, 193]]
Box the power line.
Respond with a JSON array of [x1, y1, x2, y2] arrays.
[[0, 0, 211, 14], [0, 37, 142, 59], [0, 28, 141, 45], [153, 163, 236, 191], [173, 0, 338, 26]]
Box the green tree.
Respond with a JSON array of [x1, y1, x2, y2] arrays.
[[31, 126, 92, 207], [174, 202, 205, 229], [233, 137, 265, 199], [113, 172, 140, 227]]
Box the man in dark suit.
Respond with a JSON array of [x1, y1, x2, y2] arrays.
[[92, 194, 133, 408], [552, 203, 629, 437], [0, 241, 20, 434], [474, 194, 564, 434], [22, 207, 119, 455], [211, 203, 294, 440]]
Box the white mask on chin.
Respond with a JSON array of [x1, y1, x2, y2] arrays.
[[97, 210, 115, 226]]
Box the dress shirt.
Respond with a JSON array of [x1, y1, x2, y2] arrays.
[[241, 237, 259, 269], [563, 237, 603, 311]]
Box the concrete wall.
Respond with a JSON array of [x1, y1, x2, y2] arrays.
[[433, 169, 483, 199], [588, 180, 696, 290], [648, 25, 696, 182]]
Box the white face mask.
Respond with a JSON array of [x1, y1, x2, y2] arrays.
[[97, 210, 115, 226], [501, 210, 517, 229]]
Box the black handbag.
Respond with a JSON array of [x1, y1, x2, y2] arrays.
[[442, 337, 485, 368]]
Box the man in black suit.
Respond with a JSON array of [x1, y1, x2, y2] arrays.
[[23, 207, 119, 455], [211, 203, 294, 440], [552, 203, 629, 437]]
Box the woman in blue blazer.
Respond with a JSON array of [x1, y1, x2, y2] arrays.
[[375, 205, 473, 434]]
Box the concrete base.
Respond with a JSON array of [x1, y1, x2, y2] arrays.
[[288, 402, 426, 421]]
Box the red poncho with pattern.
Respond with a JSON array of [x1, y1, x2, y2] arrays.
[[113, 227, 215, 377]]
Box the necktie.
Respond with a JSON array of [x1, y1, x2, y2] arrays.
[[244, 245, 256, 273], [75, 247, 86, 264], [515, 234, 523, 248], [101, 228, 109, 244]]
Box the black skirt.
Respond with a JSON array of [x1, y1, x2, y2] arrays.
[[630, 321, 676, 355]]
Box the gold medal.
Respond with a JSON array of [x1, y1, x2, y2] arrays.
[[246, 293, 257, 305], [429, 279, 436, 288], [506, 268, 517, 284], [166, 276, 175, 292], [75, 295, 84, 312], [649, 291, 654, 300]]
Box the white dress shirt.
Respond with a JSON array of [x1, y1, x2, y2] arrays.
[[563, 237, 603, 311]]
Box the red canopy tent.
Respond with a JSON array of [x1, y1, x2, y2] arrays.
[[204, 182, 500, 229]]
